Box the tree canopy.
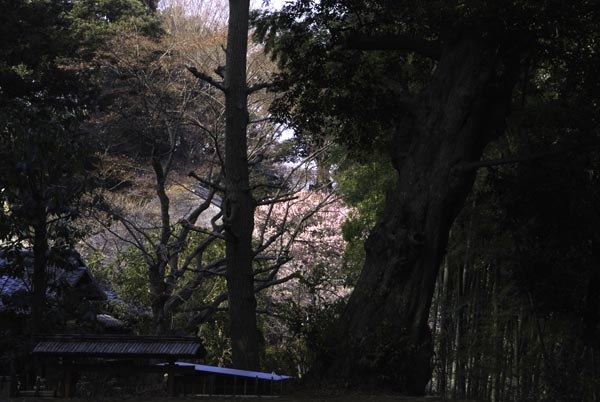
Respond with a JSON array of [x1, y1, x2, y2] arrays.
[[254, 0, 600, 394]]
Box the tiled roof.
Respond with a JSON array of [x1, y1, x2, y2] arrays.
[[0, 249, 106, 308], [59, 268, 87, 287], [0, 275, 31, 312], [32, 335, 206, 359], [0, 275, 29, 296]]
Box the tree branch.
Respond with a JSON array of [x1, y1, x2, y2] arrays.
[[254, 272, 298, 292], [189, 171, 226, 193], [247, 81, 273, 94], [180, 220, 226, 240], [345, 33, 442, 60], [455, 140, 600, 173], [187, 66, 226, 92], [186, 292, 229, 329], [255, 195, 299, 206]]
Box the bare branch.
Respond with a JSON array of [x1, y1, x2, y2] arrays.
[[254, 272, 298, 292], [180, 220, 226, 239], [189, 171, 226, 193], [179, 235, 221, 273], [164, 256, 226, 315], [214, 65, 225, 78], [255, 195, 299, 206], [186, 292, 229, 329], [248, 116, 272, 125], [187, 66, 226, 92], [253, 256, 293, 276]]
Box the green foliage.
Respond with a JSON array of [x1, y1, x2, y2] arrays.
[[255, 0, 600, 396], [0, 0, 159, 247], [265, 296, 349, 377], [253, 2, 422, 153], [337, 155, 395, 233], [0, 106, 91, 243], [68, 0, 163, 53], [198, 312, 232, 367], [335, 153, 396, 282], [94, 231, 227, 334], [106, 245, 151, 306]]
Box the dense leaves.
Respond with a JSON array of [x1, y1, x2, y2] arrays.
[[0, 0, 159, 335], [254, 0, 600, 396]]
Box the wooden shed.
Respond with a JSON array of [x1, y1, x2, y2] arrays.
[[30, 334, 206, 397]]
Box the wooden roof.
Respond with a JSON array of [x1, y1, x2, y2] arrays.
[[32, 335, 206, 359], [0, 249, 106, 309]]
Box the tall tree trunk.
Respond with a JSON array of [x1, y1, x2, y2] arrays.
[[224, 0, 259, 371], [438, 257, 450, 397], [327, 30, 522, 394]]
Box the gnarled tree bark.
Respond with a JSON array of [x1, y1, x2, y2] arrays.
[[327, 28, 524, 394]]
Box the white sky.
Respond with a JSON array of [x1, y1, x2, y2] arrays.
[[258, 0, 289, 10]]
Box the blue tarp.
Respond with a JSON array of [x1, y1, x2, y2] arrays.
[[164, 362, 292, 381]]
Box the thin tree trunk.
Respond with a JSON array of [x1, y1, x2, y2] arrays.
[[224, 0, 259, 371], [31, 211, 48, 336], [327, 29, 522, 394], [150, 154, 173, 335], [491, 265, 501, 402], [429, 266, 442, 394], [452, 263, 464, 399], [149, 263, 171, 335], [438, 258, 450, 397], [583, 237, 600, 346]]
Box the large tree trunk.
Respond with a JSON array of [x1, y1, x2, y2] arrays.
[[224, 0, 260, 371], [328, 30, 522, 394]]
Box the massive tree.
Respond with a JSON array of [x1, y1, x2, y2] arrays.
[[255, 0, 599, 393], [222, 0, 259, 370]]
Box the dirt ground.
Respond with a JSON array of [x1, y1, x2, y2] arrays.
[[3, 390, 473, 402]]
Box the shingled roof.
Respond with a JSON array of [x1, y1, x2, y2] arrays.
[[0, 249, 106, 311], [32, 335, 206, 359]]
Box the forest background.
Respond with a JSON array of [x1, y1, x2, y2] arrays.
[[0, 1, 599, 402]]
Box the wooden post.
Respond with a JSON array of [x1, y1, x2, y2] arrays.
[[64, 368, 72, 398], [9, 375, 18, 398], [166, 361, 175, 396], [60, 357, 74, 398]]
